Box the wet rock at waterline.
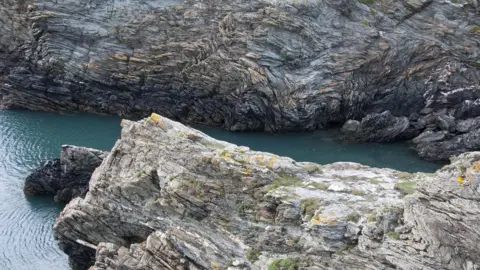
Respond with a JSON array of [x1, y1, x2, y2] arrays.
[[341, 111, 412, 142], [2, 0, 480, 160], [25, 145, 107, 203], [54, 114, 480, 269]]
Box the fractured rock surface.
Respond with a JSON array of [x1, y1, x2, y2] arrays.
[[24, 145, 107, 202], [54, 115, 480, 269], [1, 0, 480, 160]]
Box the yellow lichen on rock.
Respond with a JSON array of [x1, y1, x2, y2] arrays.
[[150, 113, 167, 127]]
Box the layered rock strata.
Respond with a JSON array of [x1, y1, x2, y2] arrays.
[[1, 0, 480, 160], [54, 114, 480, 270]]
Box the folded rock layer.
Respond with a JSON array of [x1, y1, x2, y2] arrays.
[[1, 0, 480, 159], [54, 114, 480, 270]]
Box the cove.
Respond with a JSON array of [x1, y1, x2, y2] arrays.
[[0, 110, 442, 270]]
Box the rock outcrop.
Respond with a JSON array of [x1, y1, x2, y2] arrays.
[[1, 0, 480, 160], [341, 111, 412, 142], [24, 145, 107, 203], [54, 114, 480, 270]]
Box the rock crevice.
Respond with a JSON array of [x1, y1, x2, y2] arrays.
[[53, 114, 480, 269]]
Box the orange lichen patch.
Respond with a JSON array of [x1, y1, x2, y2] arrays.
[[111, 53, 129, 61], [249, 68, 268, 85], [84, 63, 101, 70], [311, 215, 339, 226], [472, 161, 480, 171], [150, 113, 167, 127], [318, 88, 333, 94], [220, 151, 233, 159], [266, 157, 277, 168], [458, 177, 465, 187], [254, 156, 265, 163], [120, 119, 128, 127]]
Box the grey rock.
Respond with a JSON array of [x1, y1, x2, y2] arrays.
[[54, 114, 480, 270], [457, 117, 480, 133], [342, 111, 411, 142], [415, 129, 480, 161], [436, 115, 456, 132], [25, 145, 107, 203], [412, 130, 448, 145], [341, 120, 360, 133], [2, 0, 480, 160]]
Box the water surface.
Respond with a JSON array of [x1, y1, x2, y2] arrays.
[[0, 110, 442, 270], [0, 110, 121, 270]]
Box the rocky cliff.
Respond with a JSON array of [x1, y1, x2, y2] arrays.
[[24, 145, 107, 203], [1, 0, 480, 160], [54, 114, 480, 270]]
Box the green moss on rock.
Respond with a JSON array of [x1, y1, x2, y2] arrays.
[[246, 248, 261, 262], [268, 258, 300, 270], [394, 181, 416, 195]]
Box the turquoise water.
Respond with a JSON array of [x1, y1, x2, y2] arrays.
[[0, 110, 443, 270], [199, 126, 443, 173], [0, 110, 121, 270]]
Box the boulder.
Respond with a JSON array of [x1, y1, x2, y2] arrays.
[[342, 111, 411, 142], [25, 145, 108, 203]]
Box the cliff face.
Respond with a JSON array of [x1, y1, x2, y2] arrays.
[[1, 0, 480, 159], [54, 114, 480, 270]]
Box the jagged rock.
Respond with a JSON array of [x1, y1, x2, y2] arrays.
[[457, 117, 480, 133], [415, 129, 480, 161], [54, 114, 480, 270], [2, 0, 480, 160], [342, 111, 411, 142], [412, 130, 449, 145], [24, 145, 108, 203], [436, 115, 456, 132]]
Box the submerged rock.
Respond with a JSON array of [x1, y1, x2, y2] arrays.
[[25, 145, 107, 203], [54, 114, 480, 269]]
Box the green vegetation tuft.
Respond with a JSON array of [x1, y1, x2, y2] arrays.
[[351, 190, 366, 196], [473, 26, 480, 32], [134, 170, 146, 177], [368, 216, 377, 223], [370, 8, 376, 17], [396, 172, 413, 180], [359, 0, 376, 4], [345, 212, 361, 223], [370, 179, 380, 184], [268, 258, 300, 270], [246, 248, 262, 262], [301, 199, 322, 217], [386, 231, 400, 240], [267, 173, 302, 191], [237, 201, 251, 214], [394, 181, 416, 195], [362, 21, 370, 27], [310, 182, 329, 190], [450, 0, 458, 3]]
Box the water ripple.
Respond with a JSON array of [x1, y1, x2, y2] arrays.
[[0, 110, 121, 270]]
